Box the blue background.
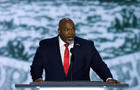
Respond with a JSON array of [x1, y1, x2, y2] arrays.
[[0, 0, 140, 90]]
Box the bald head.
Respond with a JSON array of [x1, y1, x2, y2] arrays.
[[59, 18, 75, 29]]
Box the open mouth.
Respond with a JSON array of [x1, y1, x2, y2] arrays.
[[67, 36, 74, 41], [68, 37, 73, 40]]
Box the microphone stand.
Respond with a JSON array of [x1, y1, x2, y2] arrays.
[[70, 48, 74, 81]]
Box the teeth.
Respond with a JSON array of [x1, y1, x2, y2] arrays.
[[68, 38, 73, 40]]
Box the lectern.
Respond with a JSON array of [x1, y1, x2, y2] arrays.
[[15, 81, 129, 90]]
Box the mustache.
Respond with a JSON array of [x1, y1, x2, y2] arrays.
[[67, 35, 75, 38]]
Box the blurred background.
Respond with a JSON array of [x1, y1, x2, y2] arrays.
[[0, 0, 140, 90]]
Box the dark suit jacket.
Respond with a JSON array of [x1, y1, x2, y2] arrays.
[[30, 36, 113, 81]]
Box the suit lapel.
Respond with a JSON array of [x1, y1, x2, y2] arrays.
[[54, 36, 66, 77], [67, 37, 81, 79], [73, 37, 81, 62]]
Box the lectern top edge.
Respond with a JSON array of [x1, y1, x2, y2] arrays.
[[15, 81, 129, 88]]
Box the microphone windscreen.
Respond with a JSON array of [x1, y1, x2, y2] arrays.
[[70, 48, 73, 54]]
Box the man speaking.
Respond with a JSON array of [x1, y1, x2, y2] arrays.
[[30, 18, 119, 83]]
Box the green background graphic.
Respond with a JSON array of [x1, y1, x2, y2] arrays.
[[0, 0, 140, 90]]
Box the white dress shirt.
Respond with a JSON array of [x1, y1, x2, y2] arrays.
[[58, 36, 74, 65]]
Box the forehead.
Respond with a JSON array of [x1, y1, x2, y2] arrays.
[[65, 21, 74, 27]]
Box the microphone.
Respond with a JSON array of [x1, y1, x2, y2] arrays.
[[70, 48, 74, 62], [70, 48, 73, 54], [70, 48, 74, 81]]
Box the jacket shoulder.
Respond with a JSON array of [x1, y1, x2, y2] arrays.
[[39, 37, 57, 47], [75, 36, 94, 45]]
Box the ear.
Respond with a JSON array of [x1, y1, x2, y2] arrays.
[[58, 29, 60, 33]]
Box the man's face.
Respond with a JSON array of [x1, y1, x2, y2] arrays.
[[58, 20, 76, 44]]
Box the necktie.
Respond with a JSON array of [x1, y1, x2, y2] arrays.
[[64, 43, 69, 77]]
